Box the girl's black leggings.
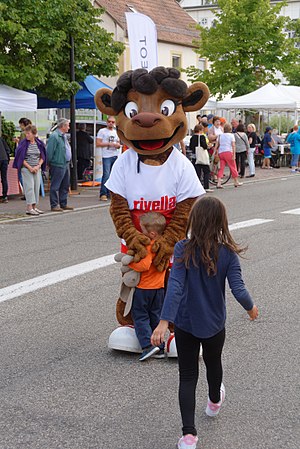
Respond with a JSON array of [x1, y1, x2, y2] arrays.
[[174, 326, 226, 436]]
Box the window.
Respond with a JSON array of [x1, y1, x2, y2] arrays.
[[198, 58, 206, 71], [199, 18, 208, 26], [172, 54, 181, 70]]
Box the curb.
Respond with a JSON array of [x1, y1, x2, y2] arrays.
[[1, 172, 298, 225], [0, 202, 110, 225]]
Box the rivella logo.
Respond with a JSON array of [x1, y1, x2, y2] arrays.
[[133, 196, 176, 211]]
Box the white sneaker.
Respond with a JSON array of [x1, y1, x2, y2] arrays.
[[205, 383, 225, 417], [178, 434, 198, 449], [26, 209, 39, 216], [35, 208, 44, 214]]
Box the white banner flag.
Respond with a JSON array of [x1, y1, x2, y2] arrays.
[[125, 12, 158, 71]]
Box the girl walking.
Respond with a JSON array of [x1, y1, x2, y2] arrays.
[[151, 196, 258, 449]]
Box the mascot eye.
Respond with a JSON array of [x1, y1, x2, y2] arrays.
[[161, 99, 176, 116], [125, 101, 139, 118]]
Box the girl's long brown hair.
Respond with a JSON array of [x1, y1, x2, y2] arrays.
[[183, 196, 246, 275]]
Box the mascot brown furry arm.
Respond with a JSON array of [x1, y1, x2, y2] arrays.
[[110, 193, 196, 272], [95, 66, 209, 328]]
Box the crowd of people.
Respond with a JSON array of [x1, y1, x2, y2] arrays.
[[1, 114, 299, 210], [188, 114, 300, 191]]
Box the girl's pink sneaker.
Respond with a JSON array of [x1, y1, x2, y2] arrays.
[[205, 383, 226, 417], [178, 434, 198, 449]]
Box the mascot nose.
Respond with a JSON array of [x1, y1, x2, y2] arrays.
[[131, 112, 162, 128]]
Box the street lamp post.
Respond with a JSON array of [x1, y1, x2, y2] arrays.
[[70, 35, 77, 191]]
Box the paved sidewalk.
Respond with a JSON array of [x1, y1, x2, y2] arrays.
[[0, 166, 298, 222], [0, 185, 106, 222]]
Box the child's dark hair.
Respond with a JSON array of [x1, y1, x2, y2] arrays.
[[140, 212, 166, 235], [183, 196, 246, 275]]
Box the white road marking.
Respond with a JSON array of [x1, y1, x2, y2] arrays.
[[0, 255, 116, 304], [0, 218, 274, 304], [281, 208, 300, 215], [229, 218, 274, 231]]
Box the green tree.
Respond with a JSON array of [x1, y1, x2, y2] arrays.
[[186, 0, 295, 99], [282, 19, 300, 85], [0, 0, 124, 100]]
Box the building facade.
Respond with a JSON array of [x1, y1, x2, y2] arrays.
[[180, 0, 300, 28], [93, 0, 201, 88]]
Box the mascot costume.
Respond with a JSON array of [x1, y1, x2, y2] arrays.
[[95, 66, 209, 355]]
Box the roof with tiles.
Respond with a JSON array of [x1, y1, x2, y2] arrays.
[[95, 0, 199, 47]]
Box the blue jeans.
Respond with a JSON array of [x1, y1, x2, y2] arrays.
[[291, 153, 299, 168], [0, 160, 8, 198], [131, 287, 165, 350], [49, 164, 70, 208], [100, 156, 117, 197]]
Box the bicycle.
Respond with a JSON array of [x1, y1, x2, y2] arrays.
[[208, 159, 231, 186]]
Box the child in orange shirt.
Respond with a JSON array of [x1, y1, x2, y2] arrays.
[[129, 212, 167, 361]]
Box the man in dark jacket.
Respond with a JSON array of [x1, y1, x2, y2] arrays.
[[0, 136, 10, 203], [76, 123, 93, 180]]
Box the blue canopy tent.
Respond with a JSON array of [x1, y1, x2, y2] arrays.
[[37, 75, 111, 109]]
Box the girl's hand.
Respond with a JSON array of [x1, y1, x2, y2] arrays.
[[151, 320, 169, 346], [247, 305, 259, 321]]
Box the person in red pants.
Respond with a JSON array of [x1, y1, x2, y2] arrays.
[[215, 123, 242, 189]]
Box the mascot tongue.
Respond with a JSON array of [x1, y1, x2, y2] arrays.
[[139, 140, 164, 151]]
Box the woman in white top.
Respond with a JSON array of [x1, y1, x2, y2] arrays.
[[215, 123, 242, 189]]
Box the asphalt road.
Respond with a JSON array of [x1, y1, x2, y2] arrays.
[[0, 176, 299, 449]]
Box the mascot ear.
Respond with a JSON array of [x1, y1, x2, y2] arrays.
[[95, 88, 117, 116], [182, 82, 210, 112]]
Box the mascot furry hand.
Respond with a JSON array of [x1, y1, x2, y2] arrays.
[[95, 66, 209, 326]]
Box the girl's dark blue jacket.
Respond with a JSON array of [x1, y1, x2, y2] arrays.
[[161, 240, 253, 339]]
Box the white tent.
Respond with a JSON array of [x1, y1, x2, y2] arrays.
[[277, 85, 300, 109], [0, 84, 37, 111], [203, 97, 218, 110], [216, 83, 298, 111], [0, 84, 37, 135]]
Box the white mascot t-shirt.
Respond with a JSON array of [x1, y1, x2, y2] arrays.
[[105, 148, 205, 238]]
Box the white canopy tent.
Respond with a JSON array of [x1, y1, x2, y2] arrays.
[[277, 85, 300, 109], [216, 83, 300, 133], [216, 83, 298, 111], [0, 84, 37, 135]]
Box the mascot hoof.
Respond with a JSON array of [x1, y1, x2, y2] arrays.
[[166, 333, 202, 358], [108, 326, 142, 353]]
